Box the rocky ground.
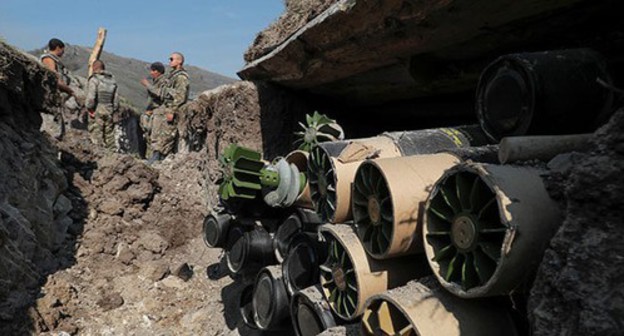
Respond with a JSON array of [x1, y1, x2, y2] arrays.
[[24, 128, 224, 335]]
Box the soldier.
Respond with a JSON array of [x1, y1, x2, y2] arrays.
[[40, 38, 77, 139], [86, 60, 120, 151], [141, 52, 190, 164], [140, 62, 167, 158]]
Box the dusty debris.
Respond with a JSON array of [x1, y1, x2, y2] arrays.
[[140, 261, 171, 282], [97, 292, 124, 312], [174, 263, 194, 282]]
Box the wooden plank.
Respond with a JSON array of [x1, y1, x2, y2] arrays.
[[88, 27, 107, 77]]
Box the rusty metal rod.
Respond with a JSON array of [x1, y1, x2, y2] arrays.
[[498, 134, 592, 164]]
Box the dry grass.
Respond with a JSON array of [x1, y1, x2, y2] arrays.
[[244, 0, 339, 63]]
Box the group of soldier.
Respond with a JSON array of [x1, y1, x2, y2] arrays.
[[40, 38, 190, 165]]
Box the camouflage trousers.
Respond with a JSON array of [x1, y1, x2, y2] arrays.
[[140, 112, 154, 156], [88, 108, 116, 152], [43, 93, 69, 140], [115, 122, 130, 154], [151, 107, 178, 156], [49, 107, 66, 140]]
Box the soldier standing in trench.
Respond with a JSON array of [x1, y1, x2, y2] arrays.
[[40, 38, 79, 139], [86, 60, 120, 151], [140, 62, 167, 158], [141, 52, 190, 164]]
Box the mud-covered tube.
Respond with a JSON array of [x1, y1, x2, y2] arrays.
[[313, 126, 489, 165], [253, 266, 290, 330], [498, 134, 593, 164], [226, 226, 276, 275], [361, 278, 518, 336], [383, 125, 490, 156], [202, 210, 233, 248], [283, 233, 328, 296], [291, 285, 338, 336], [476, 48, 614, 142], [319, 224, 430, 321], [352, 154, 460, 259], [423, 162, 561, 298], [239, 284, 258, 329]]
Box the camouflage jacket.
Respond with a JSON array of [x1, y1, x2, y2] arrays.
[[147, 68, 190, 112], [86, 71, 120, 114], [145, 74, 167, 111]]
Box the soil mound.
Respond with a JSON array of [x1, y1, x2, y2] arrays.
[[244, 0, 338, 63]]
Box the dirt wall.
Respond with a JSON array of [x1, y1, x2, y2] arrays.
[[529, 108, 624, 335], [0, 43, 71, 326], [180, 80, 315, 207]]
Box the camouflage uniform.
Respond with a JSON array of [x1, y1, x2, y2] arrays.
[[141, 74, 167, 156], [147, 68, 189, 156], [86, 71, 120, 151], [39, 53, 72, 139]]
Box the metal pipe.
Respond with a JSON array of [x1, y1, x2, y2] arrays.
[[318, 224, 430, 321], [498, 134, 593, 164], [274, 209, 322, 262], [476, 49, 614, 141], [382, 125, 489, 157], [235, 214, 288, 234], [282, 233, 328, 296], [352, 153, 460, 259], [226, 225, 276, 275], [290, 285, 338, 336], [438, 144, 500, 163], [423, 162, 562, 297], [361, 278, 518, 336], [296, 207, 323, 230], [202, 210, 232, 248], [253, 265, 291, 330], [274, 212, 304, 263], [239, 284, 258, 329]]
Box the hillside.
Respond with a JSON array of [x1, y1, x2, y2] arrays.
[[30, 44, 236, 110]]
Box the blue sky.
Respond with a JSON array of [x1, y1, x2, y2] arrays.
[[0, 0, 285, 78]]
